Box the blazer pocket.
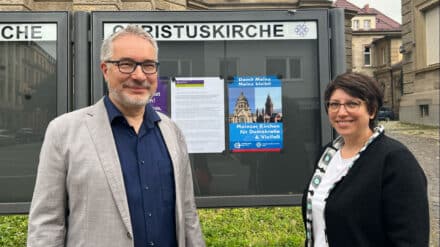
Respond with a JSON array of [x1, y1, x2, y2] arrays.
[[157, 159, 176, 206]]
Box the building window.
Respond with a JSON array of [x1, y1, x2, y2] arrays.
[[220, 58, 238, 79], [160, 59, 192, 77], [363, 20, 371, 30], [266, 57, 302, 81], [364, 46, 371, 66], [289, 58, 301, 79], [420, 104, 429, 117], [424, 5, 440, 65], [381, 46, 388, 65], [352, 20, 359, 30]]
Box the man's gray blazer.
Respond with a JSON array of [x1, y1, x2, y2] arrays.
[[27, 99, 205, 247]]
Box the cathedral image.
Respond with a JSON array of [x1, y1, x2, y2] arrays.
[[229, 91, 282, 123]]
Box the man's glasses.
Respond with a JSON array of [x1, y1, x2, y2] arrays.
[[326, 100, 362, 113], [105, 59, 159, 74]]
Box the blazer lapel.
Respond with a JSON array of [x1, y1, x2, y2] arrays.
[[84, 99, 132, 235], [157, 118, 182, 176], [157, 117, 185, 243]]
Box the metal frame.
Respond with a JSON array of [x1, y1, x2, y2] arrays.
[[73, 12, 91, 109], [0, 12, 70, 214]]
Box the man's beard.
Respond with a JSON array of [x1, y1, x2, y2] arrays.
[[108, 80, 153, 108]]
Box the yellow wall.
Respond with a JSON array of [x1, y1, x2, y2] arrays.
[[351, 15, 376, 30]]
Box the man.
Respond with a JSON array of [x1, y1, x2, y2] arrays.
[[27, 25, 205, 247]]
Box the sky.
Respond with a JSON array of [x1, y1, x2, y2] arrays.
[[334, 0, 402, 24]]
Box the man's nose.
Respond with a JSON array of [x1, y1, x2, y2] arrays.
[[130, 65, 147, 80]]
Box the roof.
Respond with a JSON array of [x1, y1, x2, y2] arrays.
[[372, 33, 402, 44], [361, 5, 401, 31], [334, 0, 401, 32], [333, 0, 361, 12]]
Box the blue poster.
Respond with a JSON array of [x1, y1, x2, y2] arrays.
[[228, 75, 283, 152]]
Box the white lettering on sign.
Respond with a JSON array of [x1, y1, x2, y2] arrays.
[[0, 24, 57, 41], [104, 22, 317, 41]]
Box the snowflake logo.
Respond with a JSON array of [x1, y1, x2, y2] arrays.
[[294, 23, 309, 37]]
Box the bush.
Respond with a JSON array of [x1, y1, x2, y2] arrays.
[[198, 207, 304, 246], [0, 207, 305, 246], [0, 215, 28, 247]]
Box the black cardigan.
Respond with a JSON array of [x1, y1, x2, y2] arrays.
[[302, 133, 429, 247]]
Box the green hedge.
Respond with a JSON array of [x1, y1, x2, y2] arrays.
[[0, 207, 304, 247], [0, 215, 27, 247], [199, 207, 305, 247]]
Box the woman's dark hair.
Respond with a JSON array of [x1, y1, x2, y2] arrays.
[[324, 72, 383, 130]]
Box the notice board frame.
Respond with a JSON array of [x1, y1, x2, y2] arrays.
[[0, 12, 70, 214], [90, 9, 339, 208]]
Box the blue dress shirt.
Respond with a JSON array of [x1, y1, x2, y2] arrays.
[[104, 96, 177, 247]]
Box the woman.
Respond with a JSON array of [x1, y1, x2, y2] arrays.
[[302, 72, 429, 247]]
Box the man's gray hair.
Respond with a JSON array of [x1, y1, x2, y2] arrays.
[[100, 24, 158, 62]]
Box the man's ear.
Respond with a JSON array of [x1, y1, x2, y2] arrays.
[[101, 62, 109, 81]]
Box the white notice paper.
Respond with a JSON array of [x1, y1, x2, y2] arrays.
[[171, 77, 225, 153]]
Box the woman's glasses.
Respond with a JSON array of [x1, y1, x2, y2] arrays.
[[325, 100, 362, 113]]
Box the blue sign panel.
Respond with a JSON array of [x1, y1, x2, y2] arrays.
[[228, 76, 283, 152]]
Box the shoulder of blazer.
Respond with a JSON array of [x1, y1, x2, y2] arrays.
[[45, 99, 107, 137], [362, 133, 410, 158], [49, 102, 99, 126]]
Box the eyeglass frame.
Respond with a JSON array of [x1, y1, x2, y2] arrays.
[[105, 59, 160, 74], [325, 100, 364, 113]]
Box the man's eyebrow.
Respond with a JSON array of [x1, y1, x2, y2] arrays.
[[116, 57, 134, 61], [117, 57, 157, 63], [142, 59, 158, 63]]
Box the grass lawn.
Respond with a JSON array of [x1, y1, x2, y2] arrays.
[[0, 207, 304, 247]]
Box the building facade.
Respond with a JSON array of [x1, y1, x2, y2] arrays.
[[0, 41, 57, 137], [335, 0, 403, 118], [335, 1, 402, 77], [230, 92, 254, 123], [373, 35, 403, 119], [0, 0, 333, 11], [400, 0, 439, 126]]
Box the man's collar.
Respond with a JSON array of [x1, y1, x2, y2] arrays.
[[144, 100, 161, 128], [104, 96, 123, 123], [104, 96, 161, 128]]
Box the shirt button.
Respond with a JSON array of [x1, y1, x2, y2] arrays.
[[145, 186, 149, 190], [148, 242, 155, 246], [139, 160, 145, 165], [147, 212, 152, 217]]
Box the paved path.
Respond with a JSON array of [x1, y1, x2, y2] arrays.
[[386, 128, 439, 247]]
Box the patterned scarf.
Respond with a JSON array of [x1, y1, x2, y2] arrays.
[[305, 125, 384, 247]]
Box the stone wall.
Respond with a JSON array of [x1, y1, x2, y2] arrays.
[[375, 64, 402, 119], [0, 0, 186, 11], [351, 34, 383, 76], [0, 0, 335, 11], [390, 38, 402, 65], [343, 9, 355, 71], [400, 0, 439, 126]]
